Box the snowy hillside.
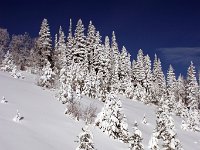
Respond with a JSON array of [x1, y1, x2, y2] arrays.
[[0, 71, 200, 150]]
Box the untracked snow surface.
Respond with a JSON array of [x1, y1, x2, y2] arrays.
[[0, 71, 200, 150]]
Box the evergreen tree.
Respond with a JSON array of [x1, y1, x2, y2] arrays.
[[132, 49, 147, 102], [110, 31, 120, 92], [38, 60, 55, 88], [143, 54, 153, 103], [58, 66, 73, 104], [185, 62, 200, 131], [152, 55, 166, 105], [95, 91, 129, 143], [76, 126, 95, 150], [37, 18, 52, 69], [129, 122, 144, 150], [176, 74, 188, 118], [0, 28, 10, 64], [73, 19, 86, 64], [86, 21, 97, 72], [152, 96, 183, 150], [66, 19, 74, 66], [119, 46, 132, 94], [166, 65, 177, 112], [186, 61, 199, 110], [53, 26, 66, 74], [1, 50, 15, 72]]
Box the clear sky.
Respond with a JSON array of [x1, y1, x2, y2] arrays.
[[1, 0, 200, 76]]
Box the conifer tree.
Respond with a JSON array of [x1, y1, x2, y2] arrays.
[[152, 96, 183, 150], [143, 54, 153, 103], [37, 18, 52, 69], [38, 60, 55, 88], [76, 126, 95, 150], [152, 55, 166, 105], [166, 65, 177, 112], [129, 122, 144, 150], [110, 31, 120, 92], [53, 26, 66, 74], [66, 19, 74, 66], [1, 50, 15, 72], [73, 19, 86, 65], [86, 21, 96, 72], [95, 91, 129, 143], [185, 62, 200, 131], [186, 61, 199, 110]]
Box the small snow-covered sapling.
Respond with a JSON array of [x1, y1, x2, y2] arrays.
[[142, 114, 147, 125], [13, 110, 23, 122], [1, 96, 8, 104]]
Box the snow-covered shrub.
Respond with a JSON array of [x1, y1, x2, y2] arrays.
[[76, 126, 95, 150], [65, 101, 82, 121], [82, 104, 97, 124], [1, 50, 15, 72]]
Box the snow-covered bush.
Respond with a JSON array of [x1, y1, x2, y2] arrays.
[[76, 126, 95, 150], [65, 101, 82, 121], [82, 104, 97, 124]]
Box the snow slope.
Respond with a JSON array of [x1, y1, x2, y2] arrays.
[[0, 71, 200, 150]]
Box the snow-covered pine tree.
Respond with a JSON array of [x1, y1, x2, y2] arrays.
[[53, 26, 67, 75], [83, 69, 97, 99], [166, 65, 177, 112], [176, 74, 188, 118], [76, 126, 95, 150], [143, 54, 153, 103], [0, 28, 9, 64], [37, 18, 52, 69], [129, 122, 144, 150], [66, 19, 74, 67], [73, 19, 86, 65], [58, 65, 73, 104], [152, 95, 183, 150], [38, 60, 55, 88], [186, 61, 199, 110], [1, 50, 15, 72], [119, 46, 132, 95], [132, 49, 147, 102], [95, 91, 129, 143], [152, 55, 166, 105], [185, 62, 200, 131], [110, 31, 120, 93], [85, 21, 97, 72]]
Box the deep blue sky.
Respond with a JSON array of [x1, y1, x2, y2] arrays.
[[1, 0, 200, 76]]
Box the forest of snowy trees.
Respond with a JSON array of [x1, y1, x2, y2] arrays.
[[0, 18, 200, 149]]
